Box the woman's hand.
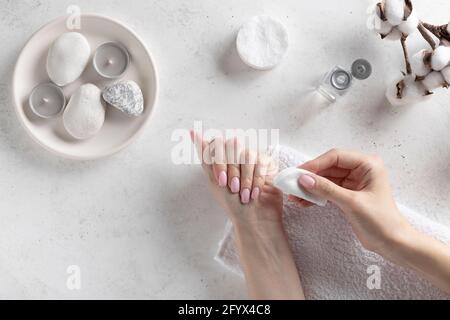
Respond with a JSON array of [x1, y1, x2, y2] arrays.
[[191, 131, 304, 300], [191, 131, 282, 228], [290, 149, 411, 257], [290, 149, 450, 294]]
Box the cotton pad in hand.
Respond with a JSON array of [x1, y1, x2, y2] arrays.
[[273, 167, 328, 207], [236, 16, 288, 70]]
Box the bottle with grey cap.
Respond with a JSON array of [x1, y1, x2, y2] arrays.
[[317, 59, 372, 103]]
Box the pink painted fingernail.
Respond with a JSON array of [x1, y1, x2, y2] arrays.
[[240, 188, 250, 204], [299, 175, 316, 189], [251, 187, 260, 200], [230, 177, 240, 193], [218, 171, 227, 187]]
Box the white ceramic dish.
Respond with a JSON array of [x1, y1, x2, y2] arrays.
[[12, 14, 158, 160]]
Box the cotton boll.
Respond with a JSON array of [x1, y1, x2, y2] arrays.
[[442, 67, 450, 84], [384, 28, 402, 41], [411, 49, 432, 77], [370, 4, 393, 36], [431, 46, 450, 71], [444, 25, 450, 46], [422, 71, 446, 91], [372, 13, 393, 36], [397, 11, 419, 36], [385, 0, 405, 26], [386, 75, 428, 106]]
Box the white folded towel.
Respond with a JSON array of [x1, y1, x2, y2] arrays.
[[215, 146, 450, 299]]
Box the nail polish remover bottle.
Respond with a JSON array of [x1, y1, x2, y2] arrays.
[[317, 59, 372, 103]]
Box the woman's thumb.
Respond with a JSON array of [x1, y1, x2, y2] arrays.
[[298, 174, 351, 207]]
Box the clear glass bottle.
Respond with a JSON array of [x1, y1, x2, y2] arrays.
[[317, 59, 372, 103]]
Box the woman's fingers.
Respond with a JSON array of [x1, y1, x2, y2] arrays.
[[288, 195, 313, 208], [300, 149, 367, 173], [191, 130, 216, 182], [288, 175, 344, 207], [192, 132, 277, 204], [225, 138, 242, 193], [317, 167, 351, 179], [251, 155, 274, 200], [210, 137, 228, 187], [240, 150, 257, 204]]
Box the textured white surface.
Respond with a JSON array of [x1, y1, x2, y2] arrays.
[[0, 0, 449, 299]]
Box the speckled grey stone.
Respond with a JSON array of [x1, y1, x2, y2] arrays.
[[102, 80, 144, 116]]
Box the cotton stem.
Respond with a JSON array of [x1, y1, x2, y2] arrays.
[[418, 23, 437, 50], [401, 36, 412, 75]]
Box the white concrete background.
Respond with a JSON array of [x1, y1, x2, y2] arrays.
[[0, 0, 449, 299]]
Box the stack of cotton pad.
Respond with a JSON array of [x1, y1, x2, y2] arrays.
[[236, 16, 289, 70]]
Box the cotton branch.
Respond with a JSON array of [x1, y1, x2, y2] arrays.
[[418, 23, 437, 50], [422, 22, 450, 44], [400, 35, 412, 74]]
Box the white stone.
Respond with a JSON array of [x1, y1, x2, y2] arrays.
[[47, 32, 91, 86], [63, 84, 105, 140], [236, 16, 288, 70], [431, 46, 450, 71]]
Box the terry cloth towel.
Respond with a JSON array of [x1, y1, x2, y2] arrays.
[[215, 146, 450, 300]]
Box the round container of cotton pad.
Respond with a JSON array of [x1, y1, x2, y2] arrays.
[[236, 16, 289, 70]]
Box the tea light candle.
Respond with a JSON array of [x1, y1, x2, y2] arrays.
[[93, 42, 130, 79], [29, 83, 66, 118]]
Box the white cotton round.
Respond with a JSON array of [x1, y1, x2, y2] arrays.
[[411, 49, 432, 77], [63, 84, 105, 140], [397, 11, 419, 35], [385, 0, 405, 26], [431, 46, 450, 71], [386, 75, 428, 106], [373, 13, 393, 36], [442, 67, 450, 84], [47, 32, 91, 86], [384, 28, 402, 41], [236, 16, 289, 70], [422, 71, 446, 91]]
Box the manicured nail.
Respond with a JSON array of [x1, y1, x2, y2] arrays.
[[299, 175, 316, 189], [251, 187, 260, 200], [240, 188, 250, 204], [218, 171, 227, 187], [230, 177, 240, 193]]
